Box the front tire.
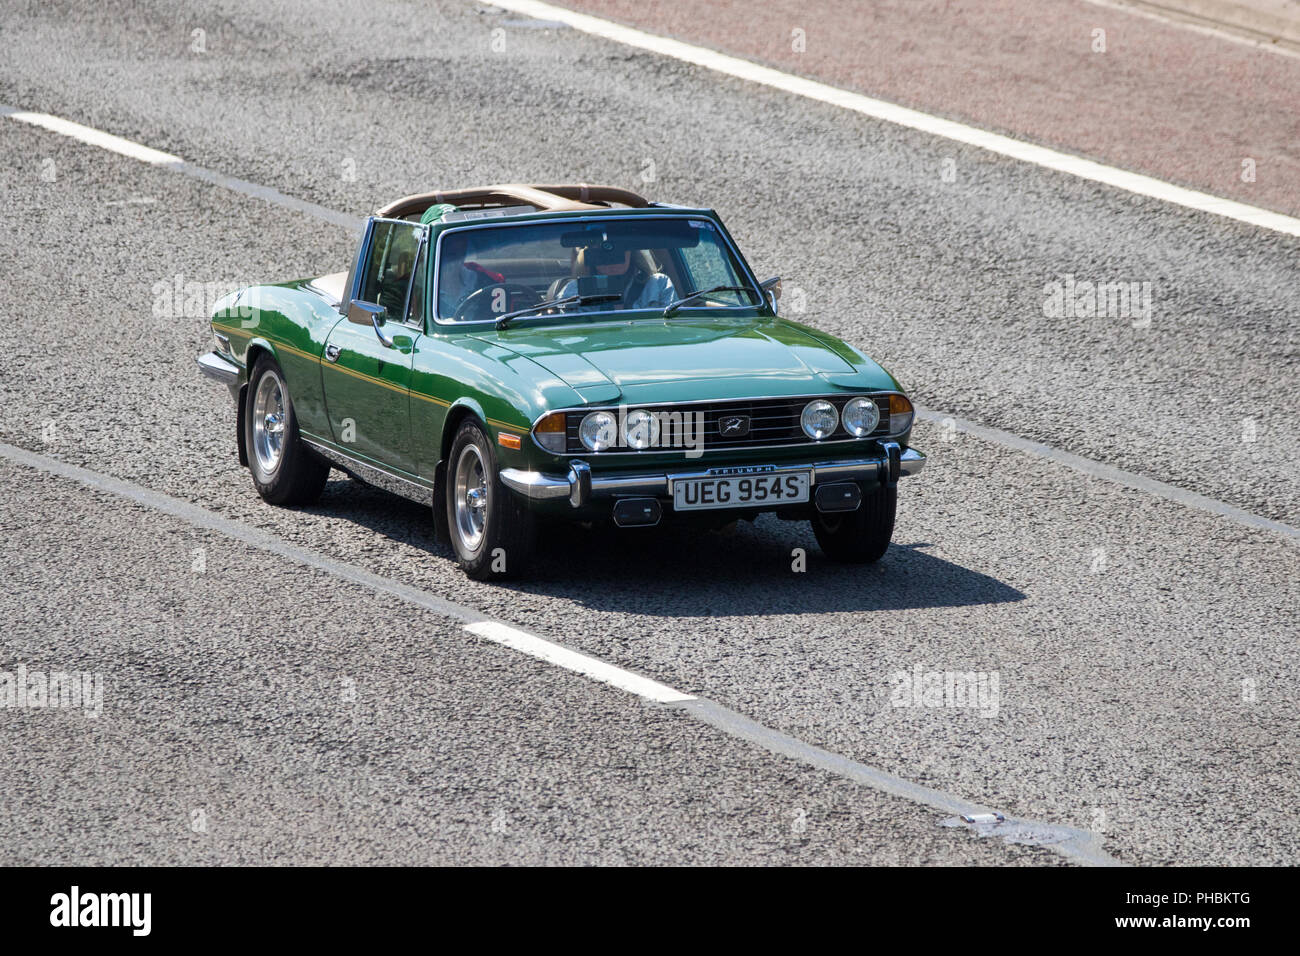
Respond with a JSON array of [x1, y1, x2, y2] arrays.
[[812, 483, 896, 563], [244, 355, 330, 506], [445, 420, 536, 579]]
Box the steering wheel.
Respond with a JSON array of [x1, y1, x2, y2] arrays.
[[453, 283, 540, 322]]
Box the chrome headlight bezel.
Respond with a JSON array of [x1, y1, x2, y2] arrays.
[[841, 396, 881, 437], [579, 411, 618, 452], [622, 408, 660, 451], [800, 399, 839, 441]]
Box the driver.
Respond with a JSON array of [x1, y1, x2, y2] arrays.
[[437, 232, 506, 318], [552, 243, 675, 312], [377, 248, 414, 316]]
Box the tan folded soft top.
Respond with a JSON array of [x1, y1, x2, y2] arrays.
[[375, 183, 651, 221]]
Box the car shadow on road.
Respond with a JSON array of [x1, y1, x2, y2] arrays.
[[312, 479, 1025, 616], [521, 517, 1026, 615]]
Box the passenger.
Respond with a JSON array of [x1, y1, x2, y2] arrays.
[[553, 245, 675, 311]]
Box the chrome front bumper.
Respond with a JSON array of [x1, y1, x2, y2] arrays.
[[197, 351, 240, 385], [500, 444, 925, 507]]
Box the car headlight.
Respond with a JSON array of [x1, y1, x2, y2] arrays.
[[800, 399, 839, 440], [887, 393, 914, 434], [622, 408, 659, 450], [579, 411, 618, 451], [533, 411, 567, 454], [841, 397, 881, 437]]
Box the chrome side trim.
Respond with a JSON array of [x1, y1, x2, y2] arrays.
[[197, 351, 240, 385], [499, 446, 925, 507], [300, 438, 432, 506]]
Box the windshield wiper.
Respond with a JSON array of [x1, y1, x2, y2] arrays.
[[495, 293, 622, 330], [662, 285, 760, 318]]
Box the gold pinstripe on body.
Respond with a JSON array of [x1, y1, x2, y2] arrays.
[[211, 327, 526, 423]]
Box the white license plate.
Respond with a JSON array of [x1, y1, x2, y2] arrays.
[[672, 471, 810, 511]]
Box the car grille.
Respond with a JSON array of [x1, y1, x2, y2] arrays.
[[562, 395, 893, 454]]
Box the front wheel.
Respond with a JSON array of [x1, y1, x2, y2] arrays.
[[444, 420, 536, 579], [812, 483, 896, 563], [244, 355, 330, 506]]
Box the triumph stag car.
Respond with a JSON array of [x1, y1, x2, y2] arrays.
[[197, 184, 925, 578]]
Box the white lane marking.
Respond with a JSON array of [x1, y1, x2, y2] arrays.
[[0, 439, 1120, 865], [465, 621, 694, 703], [485, 0, 1300, 239], [1, 108, 182, 164], [0, 106, 362, 231], [2, 102, 1292, 544], [916, 409, 1300, 543]]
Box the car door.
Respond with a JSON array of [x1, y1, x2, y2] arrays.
[[322, 218, 428, 475]]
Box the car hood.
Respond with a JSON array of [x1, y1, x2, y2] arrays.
[[472, 317, 890, 403]]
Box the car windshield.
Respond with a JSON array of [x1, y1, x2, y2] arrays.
[[435, 216, 758, 323]]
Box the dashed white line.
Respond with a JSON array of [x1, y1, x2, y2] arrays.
[[483, 0, 1300, 239], [0, 106, 361, 231], [464, 620, 694, 703], [3, 108, 182, 165]]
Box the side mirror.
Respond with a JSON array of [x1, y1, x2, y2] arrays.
[[347, 300, 396, 348], [348, 300, 385, 326], [759, 276, 782, 314]]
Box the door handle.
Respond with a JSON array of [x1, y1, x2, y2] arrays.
[[324, 344, 341, 363]]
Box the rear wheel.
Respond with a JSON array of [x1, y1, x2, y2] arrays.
[[445, 420, 536, 579], [812, 483, 896, 563], [244, 355, 330, 506]]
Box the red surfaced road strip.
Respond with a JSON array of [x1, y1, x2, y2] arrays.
[[552, 0, 1300, 218]]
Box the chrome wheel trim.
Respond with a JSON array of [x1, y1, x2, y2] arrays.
[[252, 369, 287, 477], [453, 442, 489, 552]]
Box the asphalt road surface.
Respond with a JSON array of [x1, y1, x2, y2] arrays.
[[0, 0, 1296, 865]]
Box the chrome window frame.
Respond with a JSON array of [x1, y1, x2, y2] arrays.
[[345, 216, 428, 332], [399, 227, 430, 330], [428, 213, 765, 328]]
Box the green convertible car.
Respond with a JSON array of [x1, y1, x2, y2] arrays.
[[197, 184, 925, 578]]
